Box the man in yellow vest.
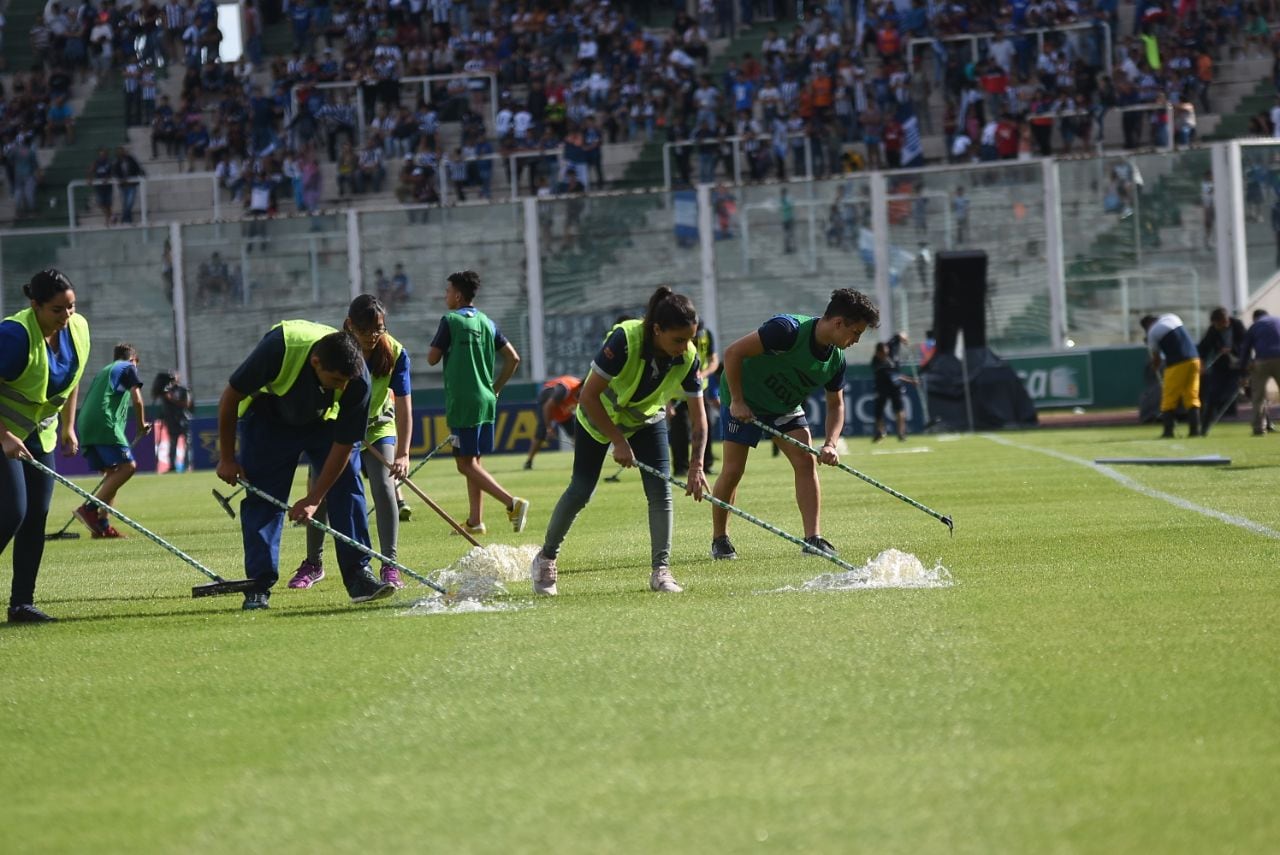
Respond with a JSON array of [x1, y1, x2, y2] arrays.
[[215, 320, 395, 610]]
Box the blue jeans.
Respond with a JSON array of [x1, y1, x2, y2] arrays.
[[0, 436, 54, 607], [121, 184, 138, 222], [237, 409, 372, 594], [542, 419, 673, 569]]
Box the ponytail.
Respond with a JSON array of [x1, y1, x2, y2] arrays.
[[23, 268, 74, 305], [641, 286, 698, 351]]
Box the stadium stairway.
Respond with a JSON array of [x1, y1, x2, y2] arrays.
[[7, 71, 130, 229]]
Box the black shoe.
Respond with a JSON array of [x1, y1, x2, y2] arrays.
[[801, 535, 837, 557], [8, 604, 56, 623], [710, 535, 738, 560], [242, 592, 270, 611], [872, 431, 885, 443], [349, 572, 396, 604], [523, 459, 533, 470]]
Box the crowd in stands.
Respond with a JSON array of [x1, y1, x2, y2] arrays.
[[5, 0, 1280, 225]]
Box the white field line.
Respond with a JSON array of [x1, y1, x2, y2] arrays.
[[984, 434, 1280, 540]]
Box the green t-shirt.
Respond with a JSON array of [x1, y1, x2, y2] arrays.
[[726, 315, 845, 416], [76, 360, 141, 446], [439, 307, 497, 428]]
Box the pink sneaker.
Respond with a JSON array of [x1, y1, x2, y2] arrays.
[[530, 550, 558, 596], [287, 560, 325, 589], [380, 564, 406, 589]]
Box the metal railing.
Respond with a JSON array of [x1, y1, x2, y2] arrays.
[[662, 133, 817, 193], [288, 71, 499, 148], [908, 20, 1112, 77], [67, 172, 221, 230]]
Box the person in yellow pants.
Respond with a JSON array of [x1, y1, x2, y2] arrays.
[[1141, 313, 1201, 438]]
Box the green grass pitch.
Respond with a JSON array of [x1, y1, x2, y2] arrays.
[[1, 426, 1277, 853]]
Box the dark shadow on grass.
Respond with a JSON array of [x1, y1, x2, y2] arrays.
[[269, 601, 404, 618], [15, 607, 240, 625], [1218, 466, 1277, 472], [41, 592, 193, 604]]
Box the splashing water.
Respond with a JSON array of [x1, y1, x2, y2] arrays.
[[403, 544, 541, 616], [764, 548, 953, 593]]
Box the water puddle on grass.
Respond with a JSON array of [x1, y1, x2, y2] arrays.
[[403, 544, 540, 616], [762, 548, 954, 594]]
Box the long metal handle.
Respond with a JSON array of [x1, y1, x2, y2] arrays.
[[405, 435, 458, 481], [752, 419, 954, 534], [631, 460, 862, 574], [25, 456, 227, 582], [236, 477, 446, 594]]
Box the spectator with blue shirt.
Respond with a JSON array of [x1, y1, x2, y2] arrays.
[[427, 270, 529, 538], [711, 289, 880, 562], [73, 343, 151, 539], [1243, 309, 1280, 437], [1141, 312, 1202, 438], [0, 270, 89, 623], [289, 295, 415, 591], [214, 321, 395, 610]]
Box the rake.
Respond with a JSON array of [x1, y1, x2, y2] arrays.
[[632, 460, 862, 574], [752, 419, 954, 534], [24, 457, 257, 597]]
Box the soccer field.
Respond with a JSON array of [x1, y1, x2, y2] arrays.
[[2, 426, 1277, 853]]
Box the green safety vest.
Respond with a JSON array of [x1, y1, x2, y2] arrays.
[[365, 334, 404, 444], [237, 320, 342, 421], [441, 308, 496, 429], [76, 360, 137, 446], [0, 308, 90, 451], [725, 315, 843, 415], [577, 319, 696, 443], [693, 327, 714, 392]]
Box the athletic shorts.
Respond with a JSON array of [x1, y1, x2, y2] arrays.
[[875, 386, 904, 415], [84, 443, 134, 471], [720, 405, 807, 448], [451, 423, 495, 457]]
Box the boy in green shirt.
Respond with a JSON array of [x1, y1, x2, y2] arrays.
[[74, 343, 151, 537], [427, 270, 529, 534], [711, 288, 879, 560]]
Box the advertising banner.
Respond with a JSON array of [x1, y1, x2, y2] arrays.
[[187, 400, 551, 469], [1006, 352, 1094, 408]]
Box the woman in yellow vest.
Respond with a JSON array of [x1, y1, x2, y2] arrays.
[[0, 269, 90, 623], [287, 294, 414, 590], [530, 286, 708, 597]]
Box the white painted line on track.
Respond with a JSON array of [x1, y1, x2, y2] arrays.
[[984, 434, 1280, 540]]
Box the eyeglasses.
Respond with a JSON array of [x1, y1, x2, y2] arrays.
[[353, 327, 387, 339]]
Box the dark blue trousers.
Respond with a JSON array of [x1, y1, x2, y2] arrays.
[[238, 410, 372, 595], [0, 436, 54, 608]]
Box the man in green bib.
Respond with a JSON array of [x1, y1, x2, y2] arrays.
[[73, 343, 151, 538], [711, 288, 880, 560], [427, 270, 528, 536]]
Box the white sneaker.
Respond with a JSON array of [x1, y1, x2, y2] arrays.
[[649, 565, 683, 593], [508, 497, 530, 533], [450, 521, 486, 536], [531, 550, 558, 596]]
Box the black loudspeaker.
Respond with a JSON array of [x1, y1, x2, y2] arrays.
[[933, 250, 988, 353]]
